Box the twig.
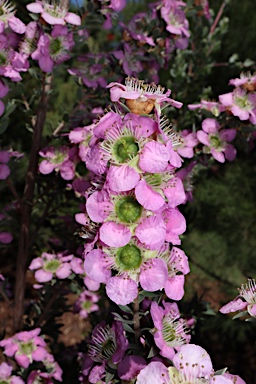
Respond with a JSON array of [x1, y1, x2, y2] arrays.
[[14, 74, 52, 331], [133, 296, 140, 344], [209, 1, 226, 35]]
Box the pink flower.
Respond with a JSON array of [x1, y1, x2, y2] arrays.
[[150, 301, 190, 360], [26, 1, 81, 26], [29, 252, 73, 283], [107, 77, 182, 115], [84, 241, 168, 305], [0, 362, 24, 384], [219, 87, 256, 124], [160, 0, 190, 38], [31, 26, 74, 72], [163, 246, 190, 300], [176, 130, 198, 158], [75, 290, 99, 318], [0, 328, 47, 369], [39, 146, 75, 180], [0, 1, 26, 34], [188, 99, 226, 116], [219, 279, 256, 318], [0, 231, 13, 243], [197, 118, 237, 163]]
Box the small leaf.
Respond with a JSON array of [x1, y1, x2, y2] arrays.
[[232, 310, 248, 320], [215, 368, 228, 375], [0, 117, 9, 134]]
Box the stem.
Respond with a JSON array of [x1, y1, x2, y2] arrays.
[[209, 1, 226, 35], [133, 296, 140, 344], [14, 74, 52, 331]]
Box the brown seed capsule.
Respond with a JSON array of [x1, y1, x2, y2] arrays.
[[126, 98, 155, 115]]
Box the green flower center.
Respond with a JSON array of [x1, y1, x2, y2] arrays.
[[235, 95, 252, 111], [44, 259, 61, 273], [115, 196, 142, 223], [144, 173, 162, 187], [0, 52, 7, 66], [209, 134, 222, 150], [19, 340, 35, 355], [52, 151, 66, 164], [116, 244, 142, 271], [0, 381, 9, 384], [162, 318, 176, 346], [82, 301, 92, 310], [50, 37, 62, 56], [113, 136, 139, 163]]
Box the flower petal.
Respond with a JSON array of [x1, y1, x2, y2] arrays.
[[99, 222, 131, 247], [106, 276, 138, 305]]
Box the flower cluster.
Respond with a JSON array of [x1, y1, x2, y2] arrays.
[[74, 78, 190, 305]]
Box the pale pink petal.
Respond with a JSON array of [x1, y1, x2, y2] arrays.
[[26, 3, 43, 13], [166, 141, 183, 168], [32, 347, 47, 361], [231, 105, 249, 120], [42, 13, 65, 25], [211, 148, 225, 163], [139, 141, 169, 173], [99, 222, 131, 247], [219, 92, 233, 106], [197, 130, 210, 146], [124, 114, 157, 137], [8, 16, 26, 34], [106, 276, 138, 305], [84, 249, 111, 283], [202, 118, 219, 133], [29, 257, 43, 270], [60, 160, 75, 180], [165, 275, 185, 300], [164, 177, 186, 208], [56, 264, 71, 279], [140, 258, 168, 291], [135, 216, 166, 250], [154, 330, 175, 360], [65, 12, 81, 25], [15, 354, 30, 368], [173, 344, 213, 378], [136, 361, 169, 384], [106, 165, 140, 192], [75, 213, 89, 226], [210, 376, 233, 384], [150, 301, 164, 330], [223, 373, 246, 384], [86, 190, 112, 222], [135, 179, 165, 211], [38, 160, 55, 174], [35, 269, 53, 283], [219, 298, 247, 314], [164, 208, 186, 244], [85, 144, 107, 175]]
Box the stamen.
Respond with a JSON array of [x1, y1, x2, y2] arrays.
[[239, 279, 256, 304], [88, 325, 117, 362]]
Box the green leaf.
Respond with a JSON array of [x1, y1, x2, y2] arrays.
[[0, 117, 9, 135], [232, 310, 248, 320]]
